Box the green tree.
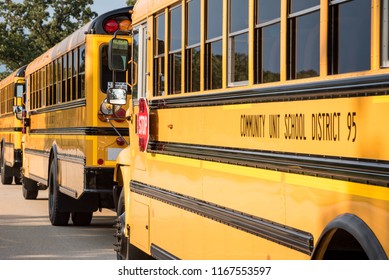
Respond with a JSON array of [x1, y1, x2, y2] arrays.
[[0, 0, 96, 73], [0, 70, 10, 80], [126, 0, 137, 6]]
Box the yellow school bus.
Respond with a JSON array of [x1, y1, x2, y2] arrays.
[[110, 0, 389, 259], [22, 7, 133, 226], [0, 66, 26, 185]]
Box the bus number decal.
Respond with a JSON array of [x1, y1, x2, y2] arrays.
[[347, 112, 357, 142]]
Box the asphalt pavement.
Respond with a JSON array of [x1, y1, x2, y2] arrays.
[[0, 182, 117, 260]]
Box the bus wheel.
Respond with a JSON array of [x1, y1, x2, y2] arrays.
[[1, 157, 13, 184], [48, 161, 70, 226], [14, 172, 22, 185], [114, 190, 129, 259], [114, 189, 151, 260], [71, 212, 93, 226]]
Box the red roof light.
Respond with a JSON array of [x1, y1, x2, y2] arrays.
[[104, 19, 119, 33]]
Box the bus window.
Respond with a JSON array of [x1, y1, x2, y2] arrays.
[[62, 55, 67, 102], [205, 0, 223, 90], [228, 0, 249, 86], [169, 5, 182, 95], [72, 49, 78, 100], [101, 44, 131, 93], [53, 61, 57, 104], [67, 52, 72, 101], [132, 29, 139, 99], [154, 12, 166, 96], [255, 0, 280, 84], [133, 23, 148, 100], [185, 0, 201, 93], [382, 0, 389, 67], [57, 57, 62, 103], [14, 83, 24, 98], [329, 0, 371, 74], [79, 45, 85, 98], [48, 63, 52, 105], [288, 0, 320, 79]]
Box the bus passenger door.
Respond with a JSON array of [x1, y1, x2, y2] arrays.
[[131, 23, 149, 173], [130, 22, 151, 254]]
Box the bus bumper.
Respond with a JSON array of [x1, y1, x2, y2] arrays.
[[84, 167, 115, 210], [54, 167, 116, 213]]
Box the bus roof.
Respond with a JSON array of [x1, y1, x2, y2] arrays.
[[0, 65, 27, 88], [25, 6, 133, 76], [132, 0, 177, 25], [26, 23, 89, 76]]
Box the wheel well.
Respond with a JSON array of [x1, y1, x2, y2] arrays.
[[117, 166, 125, 187], [319, 228, 368, 260], [113, 165, 124, 212], [312, 213, 387, 260]]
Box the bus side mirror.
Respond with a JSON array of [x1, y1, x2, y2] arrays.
[[108, 38, 129, 72], [13, 105, 23, 120], [14, 83, 24, 98]]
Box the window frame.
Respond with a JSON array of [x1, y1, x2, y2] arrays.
[[254, 0, 281, 84], [205, 0, 224, 91], [168, 4, 183, 95], [185, 0, 201, 93], [328, 0, 371, 74], [287, 1, 320, 80], [228, 0, 249, 87], [383, 0, 389, 67], [154, 12, 166, 96]]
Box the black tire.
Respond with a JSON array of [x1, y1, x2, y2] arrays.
[[71, 212, 93, 226], [14, 173, 22, 185], [1, 155, 13, 185], [48, 161, 70, 226], [115, 189, 129, 260], [115, 189, 151, 260]]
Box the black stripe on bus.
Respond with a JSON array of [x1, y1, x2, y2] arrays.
[[29, 99, 86, 114], [150, 244, 180, 260], [149, 74, 389, 109], [148, 141, 389, 187], [29, 127, 129, 136], [131, 180, 314, 255]]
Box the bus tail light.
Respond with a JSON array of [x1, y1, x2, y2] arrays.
[[119, 19, 132, 31], [114, 107, 126, 123], [104, 19, 119, 33], [116, 137, 126, 146], [103, 17, 132, 34], [98, 158, 104, 165]]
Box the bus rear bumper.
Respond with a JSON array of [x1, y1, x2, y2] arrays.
[[84, 167, 115, 210], [51, 167, 116, 213]]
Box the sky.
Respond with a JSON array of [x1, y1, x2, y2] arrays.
[[91, 0, 129, 16]]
